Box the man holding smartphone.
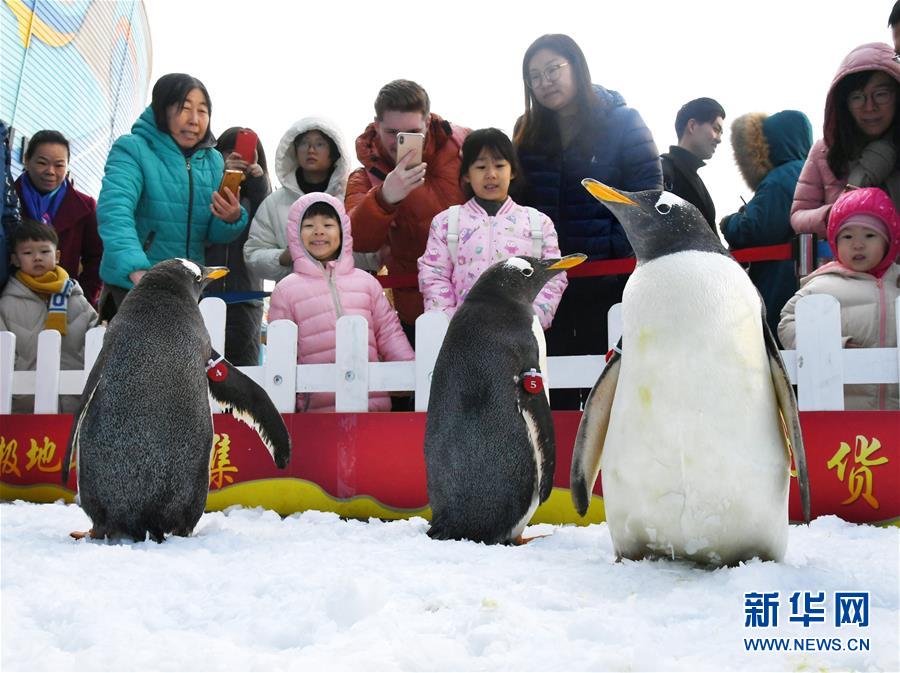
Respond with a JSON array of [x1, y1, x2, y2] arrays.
[[346, 79, 469, 345]]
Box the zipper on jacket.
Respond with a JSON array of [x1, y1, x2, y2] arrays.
[[185, 157, 193, 259], [877, 277, 887, 409], [327, 266, 344, 318]]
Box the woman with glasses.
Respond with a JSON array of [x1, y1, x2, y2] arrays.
[[244, 118, 372, 283], [513, 33, 662, 410], [792, 42, 900, 237]]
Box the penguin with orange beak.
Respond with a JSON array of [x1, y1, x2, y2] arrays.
[[570, 180, 809, 566], [62, 258, 290, 542], [424, 254, 585, 545]]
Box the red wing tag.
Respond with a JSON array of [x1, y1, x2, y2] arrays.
[[206, 357, 228, 382], [522, 368, 543, 395]]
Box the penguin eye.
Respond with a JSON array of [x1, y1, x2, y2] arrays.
[[655, 203, 672, 215], [521, 267, 534, 277]]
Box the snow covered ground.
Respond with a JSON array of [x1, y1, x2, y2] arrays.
[[1, 501, 897, 672]]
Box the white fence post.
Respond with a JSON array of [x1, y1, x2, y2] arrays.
[[335, 315, 369, 412], [414, 311, 449, 412], [0, 331, 15, 414], [33, 330, 62, 414], [608, 303, 622, 350], [796, 294, 844, 411], [264, 319, 297, 413], [83, 325, 105, 383], [3, 296, 899, 415], [200, 298, 227, 355]]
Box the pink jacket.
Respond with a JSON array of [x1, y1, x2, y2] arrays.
[[268, 192, 414, 412], [417, 197, 567, 329], [791, 43, 900, 235]]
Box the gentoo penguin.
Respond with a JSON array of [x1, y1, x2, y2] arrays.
[[570, 180, 810, 566], [424, 254, 585, 544], [61, 259, 291, 542]]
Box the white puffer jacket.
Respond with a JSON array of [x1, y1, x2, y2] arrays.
[[778, 263, 899, 410], [244, 117, 380, 282]]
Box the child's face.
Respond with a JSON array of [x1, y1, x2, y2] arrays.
[[836, 224, 889, 273], [301, 214, 341, 262], [12, 239, 59, 277], [464, 148, 513, 202]]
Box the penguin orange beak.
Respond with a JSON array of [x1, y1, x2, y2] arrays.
[[204, 267, 229, 280], [548, 253, 587, 270], [581, 178, 637, 206]]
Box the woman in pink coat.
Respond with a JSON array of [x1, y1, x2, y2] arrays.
[[791, 42, 900, 236], [418, 128, 567, 329], [268, 192, 414, 412]]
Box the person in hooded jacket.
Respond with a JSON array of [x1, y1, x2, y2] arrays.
[[720, 110, 813, 342], [779, 187, 899, 410], [791, 42, 900, 237], [203, 126, 271, 365], [514, 33, 662, 409], [268, 192, 414, 412], [95, 73, 246, 321], [243, 117, 378, 284]]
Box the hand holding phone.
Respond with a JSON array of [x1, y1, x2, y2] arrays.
[[233, 129, 258, 163], [219, 169, 243, 197], [396, 132, 424, 166]]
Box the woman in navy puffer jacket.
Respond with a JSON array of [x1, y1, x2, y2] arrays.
[[515, 34, 662, 409]]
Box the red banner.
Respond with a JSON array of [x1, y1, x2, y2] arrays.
[[1, 410, 896, 525]]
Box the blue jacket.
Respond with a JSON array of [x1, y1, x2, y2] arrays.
[[721, 110, 813, 340], [1, 120, 21, 293], [517, 86, 662, 264], [97, 107, 247, 288]]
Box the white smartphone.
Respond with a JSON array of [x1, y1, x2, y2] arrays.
[[396, 132, 424, 166]]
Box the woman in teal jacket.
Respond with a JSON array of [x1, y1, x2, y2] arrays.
[[97, 73, 245, 319]]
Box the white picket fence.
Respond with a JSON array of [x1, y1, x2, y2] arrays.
[[1, 295, 899, 415]]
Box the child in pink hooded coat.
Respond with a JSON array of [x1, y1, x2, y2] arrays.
[[417, 128, 566, 329], [268, 192, 414, 412], [779, 187, 900, 410]]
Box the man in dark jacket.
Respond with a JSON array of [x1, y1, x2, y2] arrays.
[[660, 97, 725, 231]]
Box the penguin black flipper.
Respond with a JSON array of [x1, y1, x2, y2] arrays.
[[762, 322, 811, 523], [516, 369, 556, 504], [570, 341, 622, 516], [61, 345, 108, 485], [205, 349, 291, 469]]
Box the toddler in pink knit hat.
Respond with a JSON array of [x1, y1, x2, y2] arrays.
[[778, 187, 899, 409]]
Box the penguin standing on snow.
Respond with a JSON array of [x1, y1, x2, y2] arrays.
[[570, 180, 810, 566], [62, 259, 291, 542], [424, 254, 585, 544]]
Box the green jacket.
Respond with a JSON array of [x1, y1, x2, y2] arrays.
[[97, 107, 246, 288]]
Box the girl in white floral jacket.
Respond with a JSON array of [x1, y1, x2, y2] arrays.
[[417, 128, 567, 329]]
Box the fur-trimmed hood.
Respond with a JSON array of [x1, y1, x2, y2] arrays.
[[731, 110, 812, 191], [274, 117, 350, 197]]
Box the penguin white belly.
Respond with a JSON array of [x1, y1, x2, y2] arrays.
[[601, 252, 789, 565]]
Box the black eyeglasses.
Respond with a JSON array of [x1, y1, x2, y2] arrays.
[[527, 62, 569, 90]]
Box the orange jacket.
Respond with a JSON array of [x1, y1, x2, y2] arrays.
[[346, 113, 468, 324]]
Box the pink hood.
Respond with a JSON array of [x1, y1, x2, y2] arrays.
[[285, 192, 355, 277], [827, 186, 900, 278], [823, 42, 900, 145]]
